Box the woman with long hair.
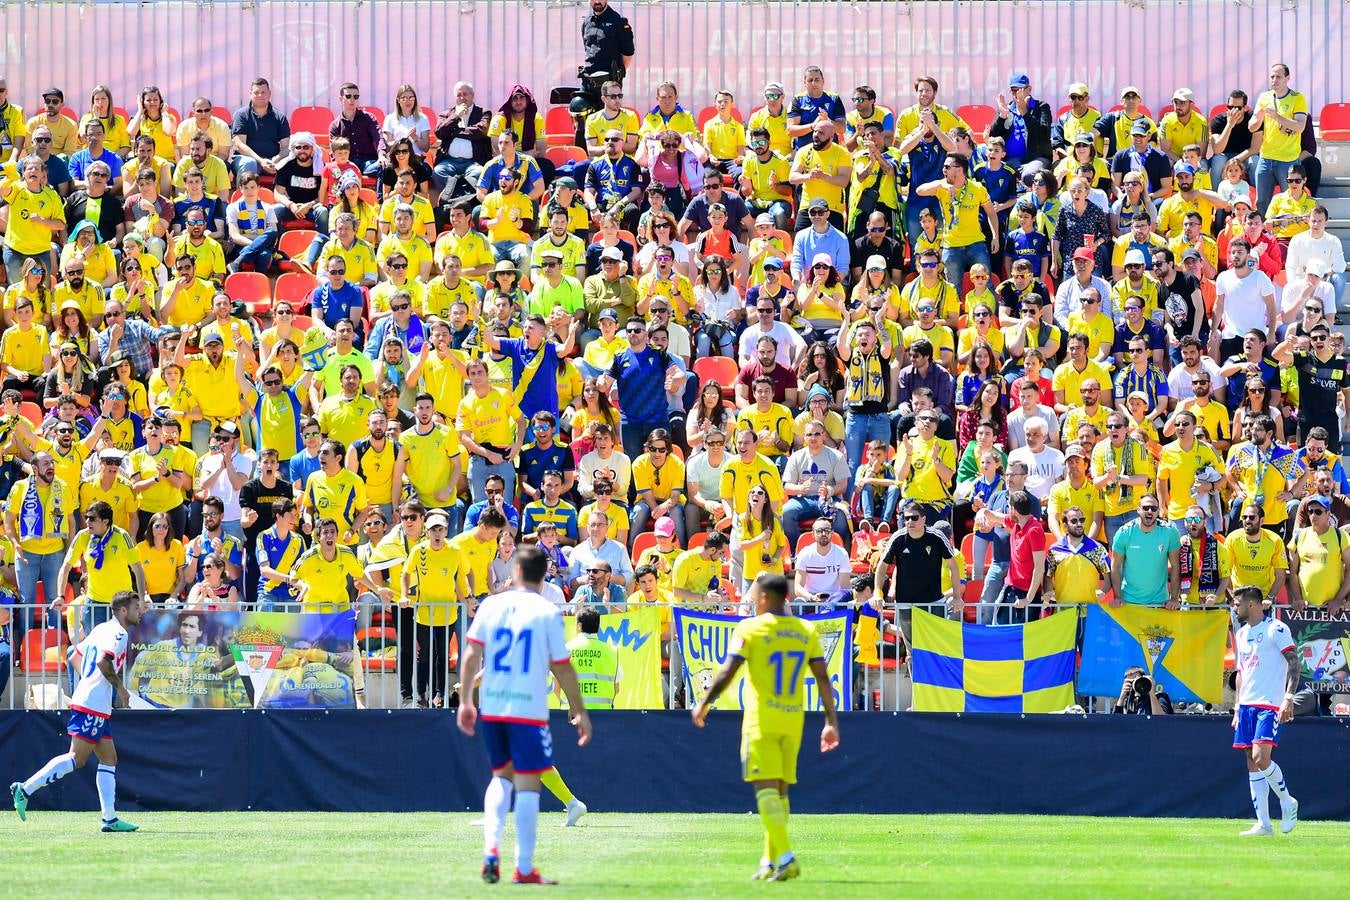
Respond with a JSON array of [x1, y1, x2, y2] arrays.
[[305, 178, 380, 270], [79, 84, 131, 155], [693, 256, 741, 358], [109, 254, 159, 325], [1109, 172, 1156, 236], [570, 377, 621, 461], [50, 301, 98, 366], [636, 129, 705, 221], [732, 485, 787, 596], [686, 380, 731, 454], [957, 379, 1009, 453], [136, 512, 186, 604], [382, 83, 432, 154], [849, 256, 900, 319], [3, 257, 49, 330], [41, 341, 96, 412], [185, 553, 240, 611], [378, 137, 434, 199], [1053, 136, 1111, 195], [793, 256, 846, 343], [585, 212, 635, 276], [1026, 170, 1062, 243], [956, 342, 1002, 413], [797, 341, 846, 407], [127, 85, 178, 160], [482, 261, 526, 313], [108, 354, 150, 417], [1052, 176, 1109, 279], [633, 218, 693, 279], [1234, 378, 1285, 444]]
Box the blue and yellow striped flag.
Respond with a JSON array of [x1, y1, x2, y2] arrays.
[[911, 609, 1078, 713]]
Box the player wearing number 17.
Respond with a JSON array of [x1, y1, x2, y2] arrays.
[[458, 547, 593, 886], [692, 572, 841, 882]]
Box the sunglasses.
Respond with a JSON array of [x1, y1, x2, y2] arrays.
[[1310, 507, 1329, 516], [606, 137, 623, 144], [1184, 516, 1205, 525], [1139, 506, 1159, 513], [387, 263, 407, 270], [902, 514, 922, 521], [757, 308, 775, 315], [390, 303, 410, 312], [625, 327, 644, 334], [401, 513, 422, 521], [1065, 518, 1086, 526], [808, 210, 828, 217], [919, 261, 938, 269], [34, 137, 52, 144], [1287, 178, 1304, 184], [262, 379, 282, 387]]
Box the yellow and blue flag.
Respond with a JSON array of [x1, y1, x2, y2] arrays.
[[1077, 605, 1228, 703], [911, 608, 1077, 713]]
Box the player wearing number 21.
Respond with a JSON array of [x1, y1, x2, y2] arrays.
[[692, 572, 840, 883], [458, 547, 593, 887]]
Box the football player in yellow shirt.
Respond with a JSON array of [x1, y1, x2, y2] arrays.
[[692, 572, 839, 882]]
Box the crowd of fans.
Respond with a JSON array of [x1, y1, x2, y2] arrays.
[[0, 54, 1345, 710]]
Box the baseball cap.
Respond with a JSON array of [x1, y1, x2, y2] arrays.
[[1067, 83, 1090, 97], [763, 81, 785, 96], [598, 308, 619, 321], [1072, 246, 1095, 262], [807, 197, 830, 211], [1172, 88, 1196, 102], [202, 331, 224, 345], [1073, 132, 1094, 146], [1230, 195, 1253, 209], [42, 87, 63, 100], [425, 511, 450, 529], [98, 448, 125, 464], [600, 247, 624, 261], [1063, 443, 1086, 460], [1307, 494, 1331, 509], [1130, 120, 1152, 136], [1124, 249, 1147, 267], [755, 212, 776, 226], [1306, 258, 1330, 278], [866, 254, 886, 272], [646, 182, 666, 196], [811, 252, 834, 269], [1127, 390, 1150, 404], [1173, 161, 1196, 175], [763, 256, 783, 270], [1008, 71, 1031, 89], [1181, 248, 1202, 262], [1120, 86, 1142, 99], [213, 420, 240, 439], [654, 516, 676, 537], [540, 248, 564, 260], [553, 176, 578, 190]]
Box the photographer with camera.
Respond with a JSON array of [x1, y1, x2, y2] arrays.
[[569, 1, 636, 146], [1114, 666, 1173, 715]]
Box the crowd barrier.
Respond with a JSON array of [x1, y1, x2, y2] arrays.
[[5, 600, 1348, 716], [1, 709, 1347, 817]]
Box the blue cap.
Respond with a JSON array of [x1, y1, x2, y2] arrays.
[[1008, 71, 1031, 89], [1173, 161, 1196, 175]]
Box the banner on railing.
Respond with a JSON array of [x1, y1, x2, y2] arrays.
[[911, 607, 1078, 713], [125, 609, 358, 709], [674, 608, 853, 713], [1077, 605, 1229, 704], [1281, 608, 1350, 692], [549, 607, 664, 710]]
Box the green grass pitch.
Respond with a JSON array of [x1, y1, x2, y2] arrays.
[[6, 810, 1344, 896]]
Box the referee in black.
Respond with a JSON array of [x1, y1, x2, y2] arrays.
[[873, 501, 964, 657]]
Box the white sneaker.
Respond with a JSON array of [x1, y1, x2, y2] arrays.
[[1240, 823, 1274, 837], [1280, 797, 1298, 833], [564, 799, 587, 827]]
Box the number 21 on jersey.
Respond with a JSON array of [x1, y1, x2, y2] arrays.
[[492, 627, 534, 674]]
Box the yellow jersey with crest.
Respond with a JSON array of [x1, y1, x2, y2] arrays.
[[731, 612, 824, 739]]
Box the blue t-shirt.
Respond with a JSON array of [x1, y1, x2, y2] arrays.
[[519, 440, 575, 491], [585, 155, 641, 206], [68, 147, 123, 182], [497, 338, 559, 421], [1110, 520, 1181, 606], [288, 450, 321, 489], [974, 163, 1018, 224], [787, 92, 845, 149], [465, 500, 520, 531], [174, 195, 224, 226], [903, 139, 946, 198], [312, 282, 366, 330], [609, 346, 672, 425], [1004, 228, 1050, 276]]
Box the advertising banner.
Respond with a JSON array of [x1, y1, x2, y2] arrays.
[[549, 606, 665, 710]]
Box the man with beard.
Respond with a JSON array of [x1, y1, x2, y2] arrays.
[[789, 120, 851, 233], [1158, 410, 1228, 531], [1110, 493, 1181, 607], [1044, 504, 1110, 605], [271, 132, 327, 234], [1272, 324, 1350, 448]]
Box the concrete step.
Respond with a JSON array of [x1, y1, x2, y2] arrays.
[[1319, 197, 1350, 218]]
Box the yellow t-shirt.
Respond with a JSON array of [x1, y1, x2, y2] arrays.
[[1254, 89, 1309, 163], [1186, 400, 1231, 446], [1157, 193, 1219, 239], [375, 233, 434, 277], [640, 110, 698, 140], [318, 394, 377, 446], [956, 325, 1005, 362], [792, 142, 852, 214], [378, 194, 437, 237], [78, 114, 131, 154], [1157, 441, 1226, 521], [585, 109, 640, 147], [935, 180, 991, 249], [1224, 529, 1288, 595], [175, 115, 233, 157], [450, 529, 497, 599], [702, 116, 746, 161], [136, 538, 185, 597], [126, 444, 185, 514], [27, 113, 81, 156], [1065, 311, 1116, 361], [183, 352, 238, 420], [741, 153, 791, 205], [456, 387, 521, 449], [632, 453, 686, 503], [293, 545, 365, 613], [0, 323, 49, 376], [65, 526, 137, 604], [1266, 192, 1316, 240], [1157, 112, 1209, 156], [160, 277, 216, 328], [1052, 360, 1113, 408], [900, 434, 956, 505], [317, 238, 380, 286], [170, 154, 231, 198], [79, 477, 138, 534], [480, 192, 534, 245], [1289, 525, 1347, 608], [1226, 443, 1301, 527], [407, 540, 463, 626], [672, 549, 722, 600], [577, 501, 629, 541], [422, 277, 481, 320], [401, 422, 461, 503], [488, 112, 548, 146], [736, 404, 795, 459], [1090, 439, 1156, 517], [2, 185, 64, 255], [895, 104, 968, 139], [736, 515, 788, 583], [369, 280, 427, 319], [420, 350, 469, 420], [170, 235, 227, 283], [434, 230, 495, 283], [719, 455, 785, 513], [746, 106, 792, 156], [730, 612, 824, 738], [1047, 478, 1104, 533], [300, 469, 368, 542], [902, 323, 956, 360]]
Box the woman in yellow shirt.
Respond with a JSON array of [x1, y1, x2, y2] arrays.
[[793, 255, 846, 340], [849, 258, 901, 320], [570, 378, 623, 459], [0, 296, 50, 392], [78, 84, 131, 155], [3, 258, 50, 330], [109, 355, 151, 417], [60, 221, 118, 288], [732, 485, 787, 594], [109, 253, 160, 325], [136, 512, 186, 602], [127, 86, 178, 160]]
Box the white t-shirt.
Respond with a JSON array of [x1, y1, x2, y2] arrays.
[[194, 449, 257, 521], [737, 322, 806, 367], [70, 619, 129, 718], [795, 542, 851, 595], [1166, 358, 1227, 401], [1215, 268, 1275, 338], [1007, 405, 1060, 451], [466, 588, 569, 725], [1235, 616, 1295, 708], [686, 450, 731, 501], [383, 112, 431, 142], [1007, 445, 1066, 501]]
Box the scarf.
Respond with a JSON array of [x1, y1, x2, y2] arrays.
[[88, 528, 114, 570], [18, 479, 62, 540], [1178, 532, 1221, 592], [1111, 438, 1139, 506]]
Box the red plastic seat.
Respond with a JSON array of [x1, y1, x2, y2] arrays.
[[290, 106, 336, 145], [20, 628, 68, 673], [692, 356, 739, 398], [18, 401, 43, 427], [277, 230, 318, 269], [229, 186, 275, 204], [289, 314, 316, 333], [224, 271, 269, 304], [545, 106, 575, 146], [794, 531, 845, 557], [212, 105, 233, 125], [696, 105, 745, 129], [1320, 103, 1350, 141], [956, 104, 996, 142], [545, 145, 587, 168], [631, 531, 659, 563], [360, 106, 386, 126], [275, 271, 318, 314]]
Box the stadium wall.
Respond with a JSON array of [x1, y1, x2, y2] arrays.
[[2, 710, 1347, 819], [1, 1, 1345, 117]]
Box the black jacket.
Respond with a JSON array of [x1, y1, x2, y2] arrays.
[[989, 99, 1054, 165]]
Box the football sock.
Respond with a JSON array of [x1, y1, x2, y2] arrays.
[[96, 765, 117, 821], [23, 753, 75, 795], [1248, 771, 1271, 827], [777, 793, 794, 867], [515, 790, 541, 874], [755, 789, 788, 862], [483, 776, 513, 857], [1261, 763, 1293, 804], [540, 767, 575, 805]]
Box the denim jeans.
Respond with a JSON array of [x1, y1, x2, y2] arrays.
[[1103, 511, 1139, 543], [0, 638, 10, 699], [1254, 156, 1295, 215], [232, 228, 279, 273], [858, 484, 901, 524], [843, 412, 892, 485], [746, 199, 792, 232], [231, 156, 262, 181], [3, 247, 52, 285], [977, 560, 1009, 625], [942, 242, 992, 294], [467, 455, 516, 505], [631, 500, 688, 545], [432, 157, 477, 193], [17, 548, 63, 630], [491, 240, 529, 270], [621, 423, 662, 463], [81, 599, 115, 639], [273, 203, 331, 236], [780, 497, 851, 548], [695, 327, 735, 359]]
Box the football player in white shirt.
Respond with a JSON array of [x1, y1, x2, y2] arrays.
[[458, 547, 593, 886], [11, 591, 143, 832], [1231, 585, 1300, 836]]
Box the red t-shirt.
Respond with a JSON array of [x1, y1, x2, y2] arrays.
[[1007, 514, 1046, 592], [1009, 374, 1055, 409]]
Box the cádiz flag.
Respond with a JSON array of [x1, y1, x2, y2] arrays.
[[1077, 605, 1229, 704], [911, 608, 1077, 713]]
